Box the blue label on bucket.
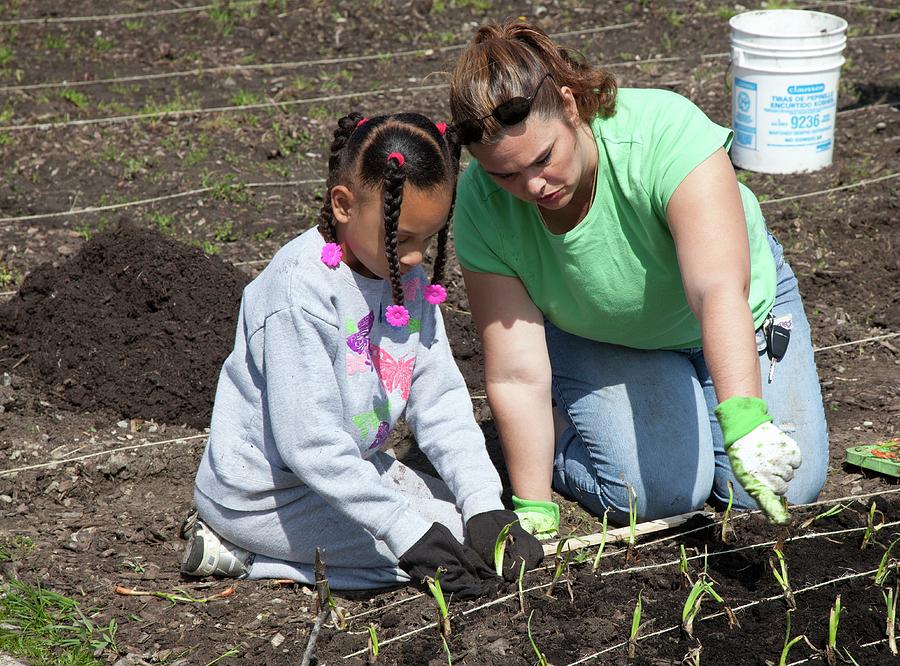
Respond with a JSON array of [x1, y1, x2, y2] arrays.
[[733, 78, 757, 150], [788, 84, 826, 95], [762, 80, 836, 151]]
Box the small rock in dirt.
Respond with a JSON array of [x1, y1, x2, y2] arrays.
[[99, 452, 131, 478], [112, 655, 152, 666], [863, 421, 873, 427], [0, 496, 11, 504], [875, 121, 886, 131], [56, 244, 77, 256], [484, 637, 511, 655], [270, 632, 285, 648], [117, 420, 129, 429]]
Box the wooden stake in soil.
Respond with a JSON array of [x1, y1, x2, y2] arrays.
[[300, 548, 332, 666], [541, 509, 712, 557]]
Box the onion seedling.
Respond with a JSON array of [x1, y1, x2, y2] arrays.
[[769, 547, 796, 611], [884, 583, 898, 656], [799, 502, 849, 529], [825, 595, 842, 666], [861, 500, 885, 551], [366, 623, 380, 664], [626, 485, 638, 564], [721, 480, 734, 543], [492, 519, 518, 577], [425, 568, 451, 640], [546, 536, 573, 601], [527, 610, 550, 666], [779, 614, 806, 666], [627, 590, 643, 661], [682, 579, 724, 640], [591, 508, 610, 572], [875, 534, 900, 587], [678, 544, 693, 589], [517, 559, 526, 616]]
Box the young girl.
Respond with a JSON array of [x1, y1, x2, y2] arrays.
[[181, 111, 542, 597]]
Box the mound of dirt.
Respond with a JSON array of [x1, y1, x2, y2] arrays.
[[0, 223, 249, 427]]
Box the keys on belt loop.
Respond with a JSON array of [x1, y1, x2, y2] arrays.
[[765, 313, 792, 383]]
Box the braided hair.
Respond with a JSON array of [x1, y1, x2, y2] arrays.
[[317, 112, 459, 323]]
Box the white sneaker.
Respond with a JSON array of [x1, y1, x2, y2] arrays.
[[180, 519, 252, 578]]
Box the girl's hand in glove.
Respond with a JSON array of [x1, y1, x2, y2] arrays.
[[398, 523, 498, 599], [716, 396, 802, 525], [466, 509, 544, 580]]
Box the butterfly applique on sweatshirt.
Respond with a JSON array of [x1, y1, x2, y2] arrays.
[[370, 344, 415, 400]]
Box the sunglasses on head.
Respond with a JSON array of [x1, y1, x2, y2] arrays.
[[455, 72, 553, 145]]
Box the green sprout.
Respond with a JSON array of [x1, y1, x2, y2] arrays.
[[826, 595, 842, 666], [527, 610, 549, 666], [591, 508, 610, 572], [682, 579, 724, 640], [626, 485, 638, 564], [799, 502, 849, 529], [679, 544, 693, 589], [627, 590, 643, 660], [721, 481, 734, 543], [779, 610, 807, 666], [425, 568, 451, 639], [493, 519, 518, 577], [367, 623, 379, 663], [517, 559, 526, 616], [875, 535, 900, 586], [546, 536, 573, 601], [885, 583, 898, 656], [769, 548, 796, 611], [861, 501, 885, 551]]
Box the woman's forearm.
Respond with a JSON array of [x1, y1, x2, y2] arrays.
[[698, 287, 761, 403], [486, 379, 555, 501]]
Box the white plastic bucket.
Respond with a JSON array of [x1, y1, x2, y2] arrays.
[[729, 10, 848, 174]]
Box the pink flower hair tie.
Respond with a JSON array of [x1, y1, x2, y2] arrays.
[[356, 117, 368, 127], [387, 152, 405, 167], [435, 122, 447, 136], [424, 283, 447, 305], [320, 242, 342, 268], [385, 304, 410, 327]]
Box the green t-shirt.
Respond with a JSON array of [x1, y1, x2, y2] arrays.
[[454, 87, 776, 350]]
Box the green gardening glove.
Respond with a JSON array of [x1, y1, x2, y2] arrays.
[[715, 396, 802, 526], [512, 495, 560, 540]]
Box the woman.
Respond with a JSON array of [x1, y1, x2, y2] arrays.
[[448, 21, 827, 536]]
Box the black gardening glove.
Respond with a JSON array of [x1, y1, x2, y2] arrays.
[[466, 509, 545, 581], [398, 523, 499, 599]]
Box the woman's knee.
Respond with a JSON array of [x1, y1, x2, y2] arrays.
[[559, 473, 712, 525]]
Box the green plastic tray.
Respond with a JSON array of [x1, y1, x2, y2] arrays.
[[845, 438, 900, 478]]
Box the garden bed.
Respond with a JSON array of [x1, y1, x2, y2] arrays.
[[308, 492, 900, 665], [0, 0, 898, 664]]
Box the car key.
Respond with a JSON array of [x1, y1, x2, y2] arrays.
[[766, 314, 792, 382]]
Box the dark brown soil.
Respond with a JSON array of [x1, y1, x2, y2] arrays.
[[0, 0, 898, 664], [0, 223, 248, 428]]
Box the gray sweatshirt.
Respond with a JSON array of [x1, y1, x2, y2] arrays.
[[195, 227, 504, 557]]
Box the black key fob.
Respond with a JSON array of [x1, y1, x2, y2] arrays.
[[766, 316, 792, 361]]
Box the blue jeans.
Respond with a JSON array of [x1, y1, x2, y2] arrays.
[[546, 231, 828, 524]]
